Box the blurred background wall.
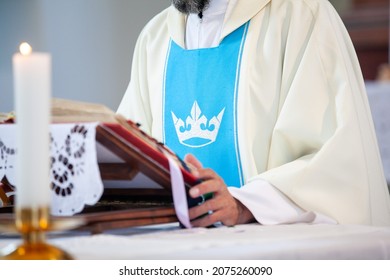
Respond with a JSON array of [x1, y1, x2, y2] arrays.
[[336, 0, 389, 80], [0, 0, 171, 112], [0, 0, 389, 113]]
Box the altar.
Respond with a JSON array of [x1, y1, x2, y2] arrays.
[[1, 222, 390, 259], [1, 83, 390, 260]]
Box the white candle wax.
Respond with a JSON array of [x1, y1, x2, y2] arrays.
[[13, 43, 51, 208]]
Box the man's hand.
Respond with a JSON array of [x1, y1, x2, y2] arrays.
[[185, 154, 254, 227]]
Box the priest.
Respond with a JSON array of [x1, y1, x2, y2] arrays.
[[118, 0, 390, 227]]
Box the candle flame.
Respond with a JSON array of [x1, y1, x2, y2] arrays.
[[19, 42, 32, 56]]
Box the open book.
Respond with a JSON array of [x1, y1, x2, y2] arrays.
[[1, 99, 202, 232], [52, 98, 199, 189]]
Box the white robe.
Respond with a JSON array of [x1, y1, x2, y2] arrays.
[[118, 0, 390, 226]]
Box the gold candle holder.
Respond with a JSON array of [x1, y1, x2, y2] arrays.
[[2, 207, 73, 260]]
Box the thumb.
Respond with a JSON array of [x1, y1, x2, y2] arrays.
[[184, 154, 203, 170]]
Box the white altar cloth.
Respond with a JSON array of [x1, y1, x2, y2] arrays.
[[2, 223, 390, 260], [0, 123, 103, 215]]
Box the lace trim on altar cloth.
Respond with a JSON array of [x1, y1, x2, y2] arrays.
[[0, 123, 103, 216]]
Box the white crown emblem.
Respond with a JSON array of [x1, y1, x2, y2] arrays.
[[171, 101, 225, 148]]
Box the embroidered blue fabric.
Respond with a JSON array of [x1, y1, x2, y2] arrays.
[[163, 22, 249, 187]]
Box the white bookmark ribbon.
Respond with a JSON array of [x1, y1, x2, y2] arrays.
[[166, 154, 192, 229]]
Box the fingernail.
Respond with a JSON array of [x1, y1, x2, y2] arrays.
[[190, 187, 199, 197]]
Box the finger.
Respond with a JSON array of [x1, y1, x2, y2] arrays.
[[188, 198, 219, 220], [191, 210, 225, 228], [195, 168, 221, 181], [189, 178, 223, 198], [184, 154, 203, 169]]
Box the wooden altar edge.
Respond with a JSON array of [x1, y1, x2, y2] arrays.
[[78, 206, 178, 234], [0, 206, 178, 235]]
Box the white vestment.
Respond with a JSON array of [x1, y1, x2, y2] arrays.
[[118, 0, 390, 226]]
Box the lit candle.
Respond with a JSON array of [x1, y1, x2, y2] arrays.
[[13, 42, 51, 209]]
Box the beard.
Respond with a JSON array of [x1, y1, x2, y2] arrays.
[[172, 0, 211, 14]]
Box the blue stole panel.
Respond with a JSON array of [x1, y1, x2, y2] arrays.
[[163, 23, 248, 187]]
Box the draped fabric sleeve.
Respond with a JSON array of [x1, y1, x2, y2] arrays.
[[237, 0, 390, 226], [117, 8, 174, 138], [117, 22, 154, 135]]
